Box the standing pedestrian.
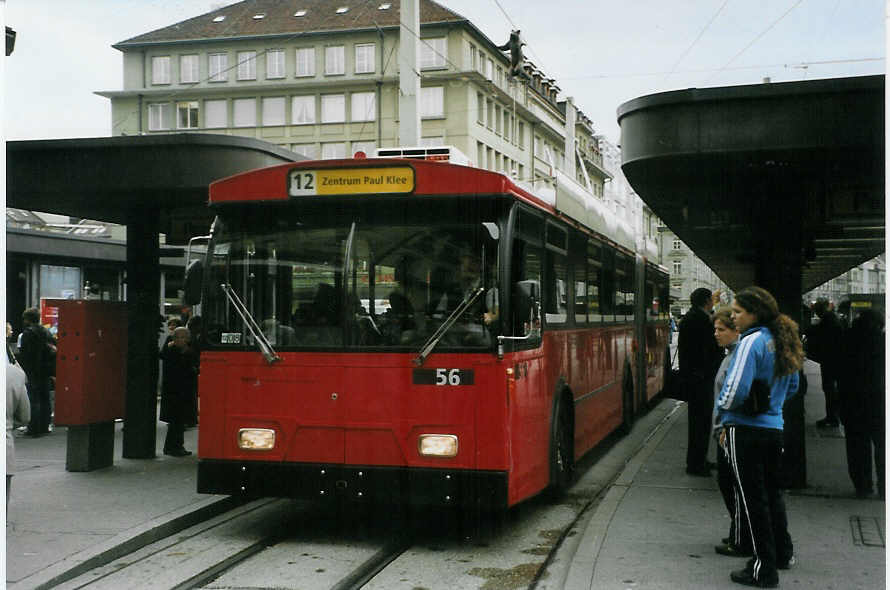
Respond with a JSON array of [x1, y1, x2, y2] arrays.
[[711, 308, 752, 558], [679, 287, 722, 476], [839, 308, 885, 499], [807, 299, 843, 427], [159, 326, 198, 456], [18, 307, 55, 436], [7, 342, 30, 510], [717, 286, 804, 588]]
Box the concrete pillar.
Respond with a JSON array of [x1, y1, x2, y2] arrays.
[[398, 0, 420, 147], [753, 182, 807, 489], [123, 206, 160, 459]]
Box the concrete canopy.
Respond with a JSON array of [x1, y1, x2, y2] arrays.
[[7, 133, 301, 242], [618, 75, 884, 295]]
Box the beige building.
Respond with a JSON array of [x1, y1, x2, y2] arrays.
[[657, 228, 731, 317], [97, 0, 609, 198]]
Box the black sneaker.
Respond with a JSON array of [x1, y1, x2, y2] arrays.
[[730, 568, 778, 588], [716, 543, 753, 557], [777, 555, 796, 570], [164, 448, 192, 457]]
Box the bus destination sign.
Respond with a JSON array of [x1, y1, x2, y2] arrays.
[[289, 167, 415, 197]]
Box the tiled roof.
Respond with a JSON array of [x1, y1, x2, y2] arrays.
[[115, 0, 468, 48]]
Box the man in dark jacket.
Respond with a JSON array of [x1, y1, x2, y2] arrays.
[[839, 308, 884, 498], [159, 327, 198, 456], [18, 307, 55, 436], [808, 299, 843, 427], [679, 288, 722, 476]]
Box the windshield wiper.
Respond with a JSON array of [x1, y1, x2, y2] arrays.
[[413, 287, 484, 366], [220, 282, 281, 364]]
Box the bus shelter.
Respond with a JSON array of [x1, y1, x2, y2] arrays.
[[6, 134, 300, 459]]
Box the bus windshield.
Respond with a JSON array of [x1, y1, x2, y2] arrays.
[[202, 199, 503, 352]]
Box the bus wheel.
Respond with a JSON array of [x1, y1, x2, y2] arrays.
[[549, 394, 574, 497], [619, 364, 634, 435]]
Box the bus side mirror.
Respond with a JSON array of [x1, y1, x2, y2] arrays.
[[183, 259, 203, 305]]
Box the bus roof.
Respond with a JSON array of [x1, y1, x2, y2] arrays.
[[208, 156, 638, 253]]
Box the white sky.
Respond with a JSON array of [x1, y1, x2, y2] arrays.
[[3, 0, 886, 144]]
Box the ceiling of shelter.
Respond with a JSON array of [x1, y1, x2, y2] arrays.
[[618, 75, 884, 293], [6, 134, 300, 243]]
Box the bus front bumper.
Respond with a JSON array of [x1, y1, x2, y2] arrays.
[[198, 459, 508, 510]]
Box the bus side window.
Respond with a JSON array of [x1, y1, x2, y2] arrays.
[[510, 237, 542, 346]]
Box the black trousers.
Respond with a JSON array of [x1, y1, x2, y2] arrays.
[[724, 425, 793, 582], [717, 439, 751, 550], [686, 383, 713, 471], [820, 363, 841, 421], [164, 422, 185, 453], [844, 415, 885, 497], [26, 379, 51, 434]]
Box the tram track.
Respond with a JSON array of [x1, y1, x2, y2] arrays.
[[52, 497, 413, 590]]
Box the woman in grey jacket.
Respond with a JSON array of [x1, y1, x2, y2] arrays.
[[711, 308, 751, 558]]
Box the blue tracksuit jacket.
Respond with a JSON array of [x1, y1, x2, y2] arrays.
[[717, 326, 799, 430]]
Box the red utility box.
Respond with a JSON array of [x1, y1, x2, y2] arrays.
[[48, 300, 127, 471], [53, 300, 127, 426]]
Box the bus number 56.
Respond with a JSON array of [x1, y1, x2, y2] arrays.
[[436, 368, 462, 386]]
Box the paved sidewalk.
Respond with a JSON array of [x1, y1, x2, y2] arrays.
[[5, 422, 235, 589], [554, 359, 885, 589]]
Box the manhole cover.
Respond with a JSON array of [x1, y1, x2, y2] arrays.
[[850, 516, 885, 547]]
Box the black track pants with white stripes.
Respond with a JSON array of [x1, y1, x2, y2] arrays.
[[724, 424, 794, 582]]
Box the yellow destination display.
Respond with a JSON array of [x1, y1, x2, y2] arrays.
[[289, 167, 414, 197]]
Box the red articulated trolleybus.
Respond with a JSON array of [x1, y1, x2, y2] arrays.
[[187, 148, 669, 511]]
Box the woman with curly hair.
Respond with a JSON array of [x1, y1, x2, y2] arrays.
[[716, 286, 804, 588]]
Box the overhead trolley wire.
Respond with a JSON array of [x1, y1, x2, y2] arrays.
[[703, 0, 806, 84]]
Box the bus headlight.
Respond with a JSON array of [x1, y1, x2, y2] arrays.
[[418, 434, 458, 457], [238, 428, 276, 450]]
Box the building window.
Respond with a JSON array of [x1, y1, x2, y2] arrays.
[[325, 45, 345, 75], [321, 94, 345, 123], [420, 136, 444, 147], [486, 99, 493, 129], [420, 86, 444, 117], [237, 51, 257, 80], [292, 143, 317, 159], [672, 261, 682, 275], [180, 55, 199, 83], [148, 102, 171, 130], [266, 49, 285, 79], [291, 95, 315, 124], [477, 142, 485, 168], [350, 91, 375, 122], [351, 141, 376, 156], [476, 92, 484, 124], [420, 37, 447, 69], [469, 44, 477, 70], [322, 142, 346, 159], [672, 239, 682, 250], [295, 47, 315, 77], [204, 99, 227, 128], [503, 111, 511, 142], [262, 97, 286, 126], [518, 121, 525, 148], [355, 43, 375, 74], [209, 53, 228, 82], [151, 56, 171, 84], [495, 105, 502, 135], [176, 101, 199, 129], [233, 98, 257, 127]]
